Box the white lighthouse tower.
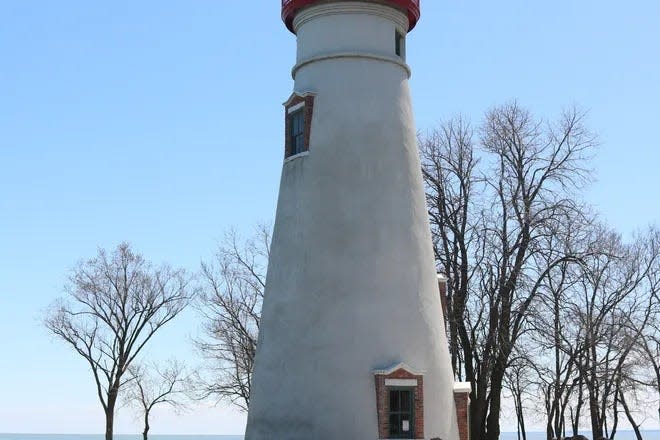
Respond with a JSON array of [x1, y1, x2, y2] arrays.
[[245, 1, 461, 439]]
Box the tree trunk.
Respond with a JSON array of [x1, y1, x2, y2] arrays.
[[547, 387, 557, 440], [611, 383, 619, 440], [448, 282, 459, 376], [465, 334, 484, 440], [105, 386, 119, 440], [516, 391, 527, 440], [589, 389, 603, 440], [570, 407, 578, 437], [587, 339, 604, 440], [470, 384, 488, 440], [553, 398, 561, 440], [143, 409, 150, 440], [619, 390, 643, 440], [104, 409, 114, 440], [574, 376, 584, 436], [485, 366, 505, 440], [552, 298, 561, 440], [559, 400, 567, 439]]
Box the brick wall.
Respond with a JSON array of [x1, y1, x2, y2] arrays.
[[453, 385, 471, 440], [438, 274, 448, 325]]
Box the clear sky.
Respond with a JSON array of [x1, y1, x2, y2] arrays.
[[1, 0, 659, 435]]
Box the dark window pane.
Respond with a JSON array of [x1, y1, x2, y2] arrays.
[[293, 133, 304, 154], [294, 111, 304, 132], [289, 109, 305, 156], [389, 414, 399, 435], [400, 390, 411, 412], [389, 390, 400, 411], [387, 388, 415, 438], [395, 31, 405, 57]]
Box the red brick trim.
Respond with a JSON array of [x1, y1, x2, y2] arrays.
[[374, 367, 424, 439], [283, 92, 315, 158], [453, 384, 471, 440], [438, 273, 448, 326]]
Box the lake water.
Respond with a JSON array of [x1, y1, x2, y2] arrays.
[[1, 433, 658, 440]]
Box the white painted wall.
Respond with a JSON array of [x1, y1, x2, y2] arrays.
[[246, 3, 460, 439]]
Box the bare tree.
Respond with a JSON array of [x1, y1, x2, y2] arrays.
[[420, 116, 480, 380], [124, 360, 190, 440], [528, 227, 592, 440], [638, 229, 660, 426], [44, 243, 194, 440], [566, 227, 659, 440], [422, 102, 598, 440], [504, 348, 537, 440], [638, 304, 660, 424], [194, 226, 270, 411]]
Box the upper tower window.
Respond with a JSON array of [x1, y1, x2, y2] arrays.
[[289, 109, 305, 156], [284, 92, 316, 159], [395, 30, 406, 59]]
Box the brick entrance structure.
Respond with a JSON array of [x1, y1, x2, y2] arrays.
[[374, 363, 425, 439]]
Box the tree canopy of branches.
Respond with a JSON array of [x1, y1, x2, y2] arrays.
[[422, 103, 660, 440], [195, 226, 269, 411], [44, 243, 194, 440], [521, 225, 660, 440], [569, 228, 658, 440], [124, 360, 190, 440], [421, 102, 600, 440]]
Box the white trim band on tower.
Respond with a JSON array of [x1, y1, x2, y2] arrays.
[[292, 1, 410, 34], [292, 52, 411, 79]]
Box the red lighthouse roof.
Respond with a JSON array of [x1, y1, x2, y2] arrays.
[[281, 0, 421, 33]]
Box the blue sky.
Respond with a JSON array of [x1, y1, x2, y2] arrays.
[[1, 0, 659, 435]]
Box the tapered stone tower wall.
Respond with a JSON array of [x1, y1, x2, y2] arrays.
[[245, 2, 460, 439]]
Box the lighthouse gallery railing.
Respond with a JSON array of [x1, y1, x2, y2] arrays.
[[281, 0, 421, 32], [282, 0, 419, 7]]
